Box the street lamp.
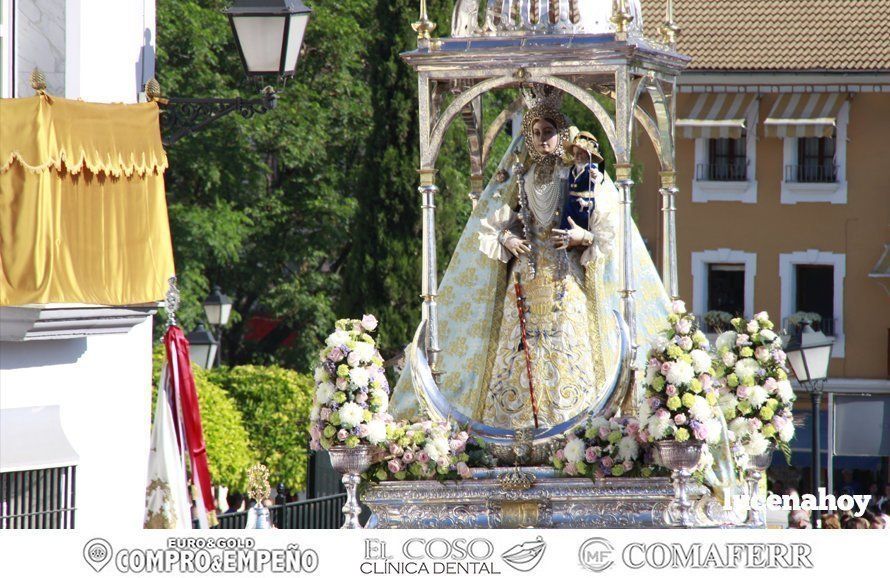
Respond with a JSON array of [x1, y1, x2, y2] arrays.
[[784, 321, 834, 527], [146, 0, 313, 145], [186, 323, 219, 370], [203, 286, 233, 368], [226, 0, 312, 77]]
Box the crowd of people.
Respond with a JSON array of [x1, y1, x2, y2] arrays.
[[776, 476, 890, 529]]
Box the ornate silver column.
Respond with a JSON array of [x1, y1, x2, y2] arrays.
[[659, 170, 680, 299], [418, 168, 441, 373], [615, 162, 638, 414]]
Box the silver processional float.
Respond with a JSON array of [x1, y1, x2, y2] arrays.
[[359, 0, 748, 528]]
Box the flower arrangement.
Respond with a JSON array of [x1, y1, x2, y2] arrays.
[[787, 311, 822, 327], [640, 300, 722, 445], [712, 312, 795, 461], [551, 415, 659, 478], [365, 420, 474, 482], [308, 315, 392, 451], [703, 310, 733, 332]]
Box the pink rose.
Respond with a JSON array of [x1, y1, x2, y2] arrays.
[[601, 456, 614, 468], [457, 431, 469, 442], [328, 347, 345, 362], [755, 347, 770, 362], [319, 407, 332, 421], [764, 378, 778, 393], [358, 423, 370, 437], [649, 358, 660, 369], [661, 362, 672, 375], [361, 314, 378, 332], [336, 377, 348, 390], [556, 449, 565, 461], [671, 300, 686, 314], [674, 414, 687, 426], [388, 443, 403, 457], [626, 422, 640, 436], [585, 447, 598, 463], [456, 462, 471, 478], [417, 451, 430, 463], [665, 385, 678, 396], [355, 392, 368, 404], [387, 460, 401, 473], [337, 429, 349, 441], [402, 451, 414, 463], [623, 460, 634, 471], [449, 439, 466, 453], [736, 386, 749, 399], [655, 408, 670, 420], [564, 463, 578, 476], [598, 427, 610, 439]]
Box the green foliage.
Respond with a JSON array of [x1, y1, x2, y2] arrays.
[[207, 365, 315, 492], [193, 368, 257, 492]]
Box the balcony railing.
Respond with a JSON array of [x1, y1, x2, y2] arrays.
[[199, 492, 347, 529], [783, 317, 838, 337], [784, 164, 838, 183], [696, 161, 748, 182]]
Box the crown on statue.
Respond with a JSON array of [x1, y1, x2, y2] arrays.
[[520, 83, 563, 111]]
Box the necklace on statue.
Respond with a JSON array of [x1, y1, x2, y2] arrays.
[[528, 162, 560, 225]]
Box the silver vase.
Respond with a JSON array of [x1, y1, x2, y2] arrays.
[[247, 504, 272, 529], [328, 445, 377, 529], [656, 439, 704, 527], [744, 444, 775, 528]]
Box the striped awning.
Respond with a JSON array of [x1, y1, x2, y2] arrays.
[[676, 93, 757, 139], [764, 93, 846, 138]]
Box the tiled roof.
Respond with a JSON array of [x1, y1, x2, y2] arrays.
[[641, 0, 890, 71]]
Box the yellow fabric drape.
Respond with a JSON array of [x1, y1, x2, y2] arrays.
[[0, 94, 174, 306]]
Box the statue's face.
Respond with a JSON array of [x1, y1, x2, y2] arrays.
[[532, 118, 558, 156]]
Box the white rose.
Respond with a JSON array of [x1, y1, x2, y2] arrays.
[[690, 350, 712, 374], [366, 419, 388, 444], [361, 314, 378, 332], [748, 385, 769, 408], [776, 380, 794, 404], [671, 300, 687, 314], [689, 396, 713, 422], [746, 320, 759, 333], [315, 382, 335, 405], [338, 402, 365, 429], [754, 311, 770, 323], [721, 351, 737, 368], [760, 329, 777, 342], [733, 358, 759, 381], [617, 436, 639, 462], [745, 432, 769, 456], [705, 418, 723, 444], [716, 331, 737, 351], [729, 417, 749, 440], [349, 367, 370, 388], [666, 360, 695, 385], [779, 421, 795, 442], [718, 392, 739, 414], [564, 438, 586, 463], [325, 330, 350, 348]]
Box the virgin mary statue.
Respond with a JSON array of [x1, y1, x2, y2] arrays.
[[390, 85, 672, 429]]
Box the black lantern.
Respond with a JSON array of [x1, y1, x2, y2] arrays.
[[186, 323, 219, 370], [784, 321, 834, 527], [225, 0, 312, 77], [203, 286, 233, 328]]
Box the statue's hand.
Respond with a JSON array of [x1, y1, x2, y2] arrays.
[[552, 217, 591, 250], [503, 234, 531, 257]]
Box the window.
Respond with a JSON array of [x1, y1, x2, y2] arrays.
[[779, 250, 845, 357], [707, 263, 745, 314], [777, 98, 849, 204], [692, 250, 757, 333], [793, 264, 836, 336], [787, 136, 837, 183], [699, 137, 747, 181], [690, 97, 759, 203], [0, 466, 77, 529]]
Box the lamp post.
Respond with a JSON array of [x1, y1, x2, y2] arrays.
[[186, 323, 219, 370], [784, 321, 834, 527], [146, 0, 312, 146], [203, 286, 233, 368]]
